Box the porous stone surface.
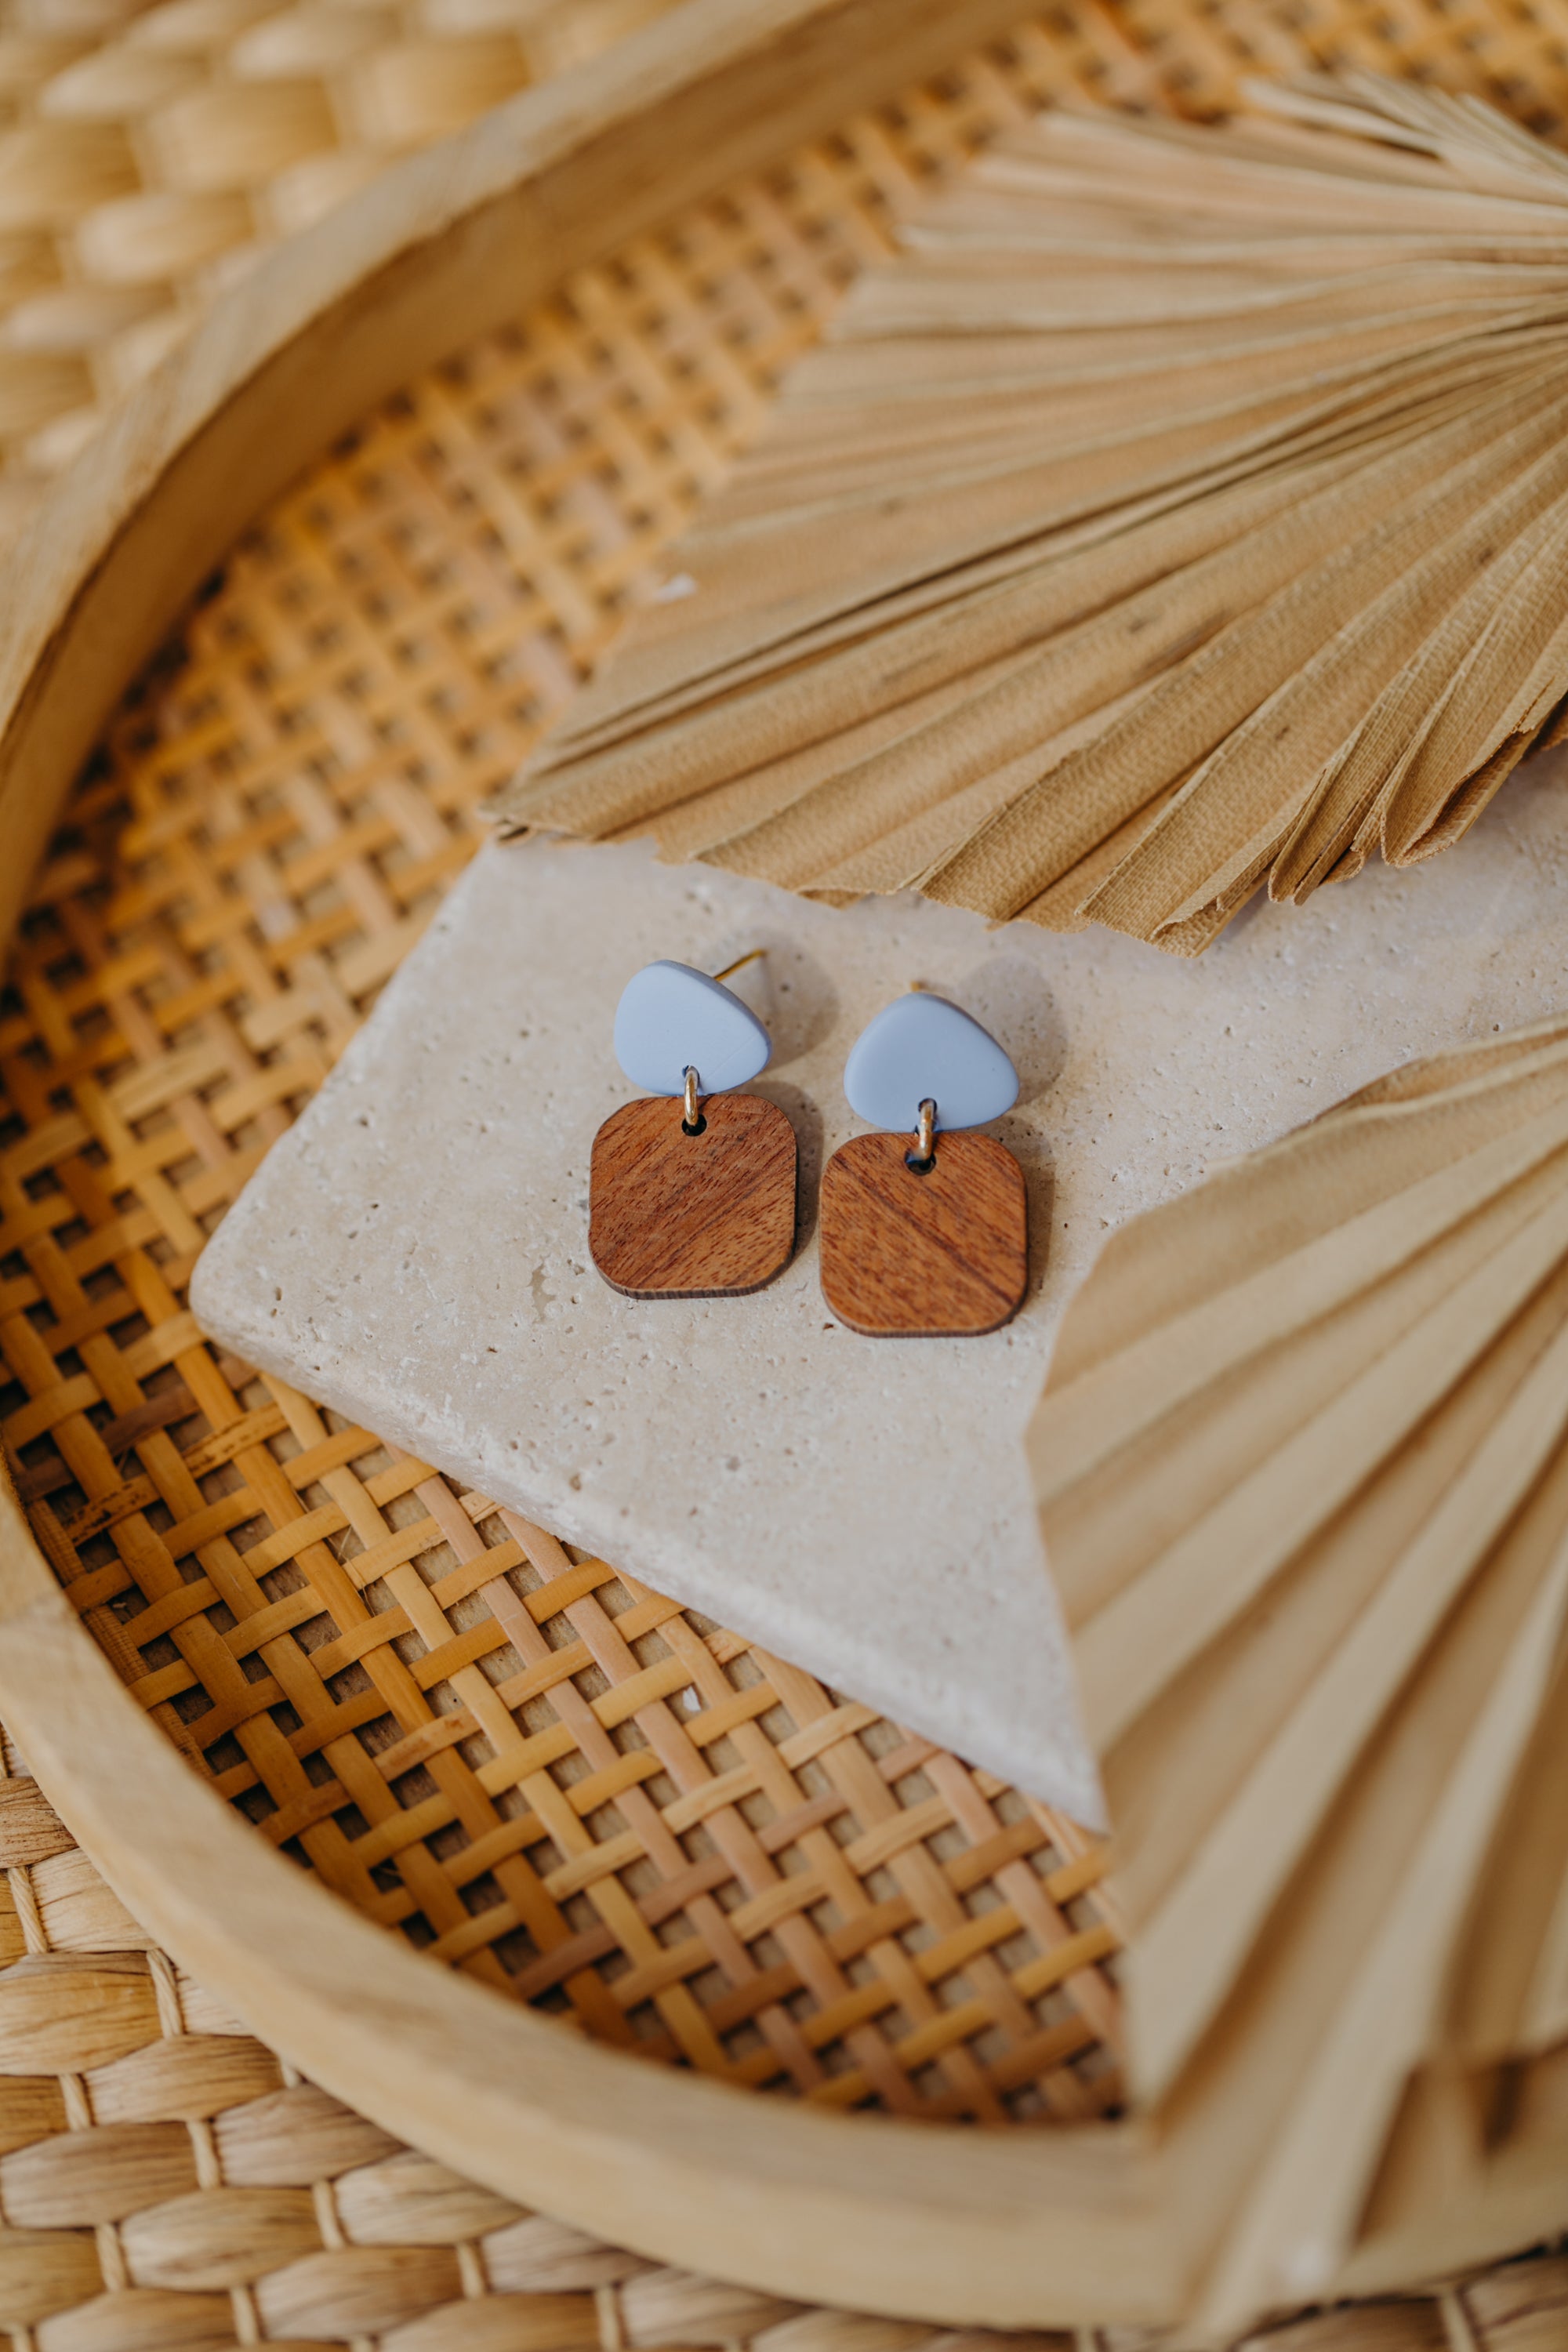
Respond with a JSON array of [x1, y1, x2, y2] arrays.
[[192, 753, 1568, 1824]]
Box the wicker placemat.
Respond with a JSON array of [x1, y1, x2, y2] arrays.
[[0, 1739, 1558, 2350], [0, 0, 680, 519], [4, 0, 1568, 2321]]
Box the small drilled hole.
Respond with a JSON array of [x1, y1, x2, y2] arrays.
[[904, 1150, 935, 1176], [683, 1115, 708, 1137]]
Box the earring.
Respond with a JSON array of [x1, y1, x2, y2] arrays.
[[590, 953, 797, 1298], [820, 991, 1026, 1338]]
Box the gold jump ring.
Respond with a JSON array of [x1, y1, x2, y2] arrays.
[[916, 1098, 935, 1164]]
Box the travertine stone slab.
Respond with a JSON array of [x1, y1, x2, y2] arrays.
[[192, 753, 1568, 1824]]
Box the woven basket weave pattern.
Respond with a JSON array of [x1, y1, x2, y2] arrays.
[[4, 15, 1158, 2128], [1, 1758, 1561, 2347], [0, 0, 678, 502], [8, 0, 1560, 508]]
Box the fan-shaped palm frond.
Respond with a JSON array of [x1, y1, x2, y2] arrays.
[[1033, 1016, 1568, 2324], [495, 75, 1568, 953]]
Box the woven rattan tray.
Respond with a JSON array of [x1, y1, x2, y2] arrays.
[[1, 1755, 1560, 2351], [3, 0, 1568, 2335]]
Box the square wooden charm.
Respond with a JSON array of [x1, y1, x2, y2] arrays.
[[590, 1091, 797, 1298], [819, 1132, 1028, 1337]]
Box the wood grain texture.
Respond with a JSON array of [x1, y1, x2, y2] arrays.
[[819, 1133, 1027, 1337], [0, 1777, 74, 1870], [590, 1093, 797, 1295]]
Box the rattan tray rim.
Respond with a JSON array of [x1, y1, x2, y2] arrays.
[[0, 1472, 1179, 2328]]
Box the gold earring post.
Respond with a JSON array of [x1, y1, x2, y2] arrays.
[[713, 948, 767, 984]]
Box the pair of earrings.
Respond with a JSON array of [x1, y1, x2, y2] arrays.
[[589, 957, 1026, 1337]]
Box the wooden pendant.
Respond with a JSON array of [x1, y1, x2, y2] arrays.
[[819, 1131, 1027, 1336], [590, 1091, 797, 1298]]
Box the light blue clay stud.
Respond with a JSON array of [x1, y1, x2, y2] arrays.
[[843, 991, 1018, 1134], [613, 959, 771, 1098]]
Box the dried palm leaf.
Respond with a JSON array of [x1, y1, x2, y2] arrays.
[[492, 75, 1568, 953], [1032, 1015, 1568, 2326]]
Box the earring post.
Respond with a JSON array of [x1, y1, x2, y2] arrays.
[[713, 948, 766, 984]]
